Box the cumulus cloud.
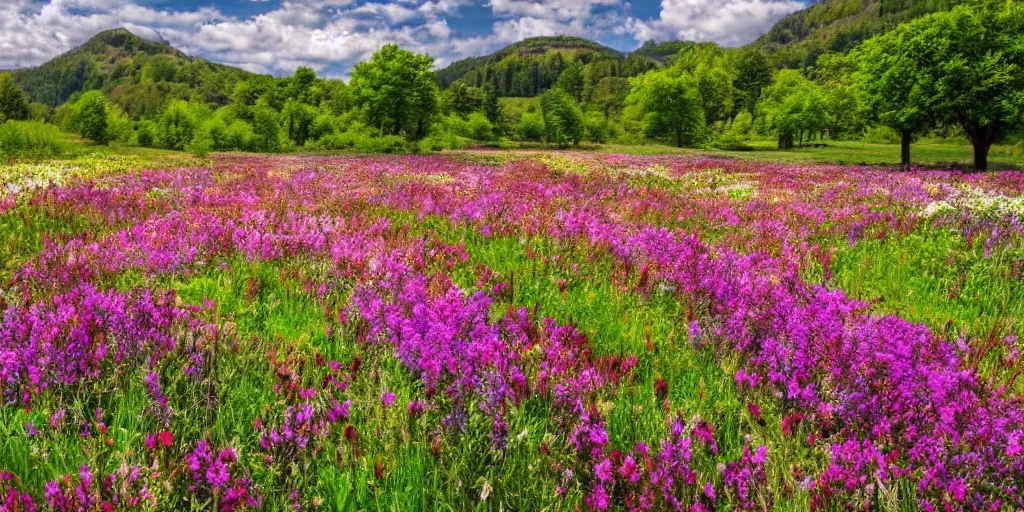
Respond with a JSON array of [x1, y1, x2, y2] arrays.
[[0, 0, 805, 76], [624, 0, 803, 47]]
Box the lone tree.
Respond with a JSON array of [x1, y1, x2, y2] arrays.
[[758, 70, 828, 149], [626, 69, 704, 148], [349, 44, 439, 140]]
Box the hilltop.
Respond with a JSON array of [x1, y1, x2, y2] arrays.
[[9, 28, 252, 113]]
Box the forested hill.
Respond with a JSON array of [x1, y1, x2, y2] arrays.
[[754, 0, 959, 67], [435, 36, 662, 97], [9, 28, 252, 112]]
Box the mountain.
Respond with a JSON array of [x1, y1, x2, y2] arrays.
[[435, 36, 665, 97], [753, 0, 958, 67], [9, 28, 252, 113]]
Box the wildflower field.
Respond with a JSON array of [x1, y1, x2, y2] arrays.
[[1, 151, 1023, 511]]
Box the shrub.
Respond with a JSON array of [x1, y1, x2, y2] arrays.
[[0, 120, 65, 158], [584, 112, 609, 144], [517, 112, 545, 142], [136, 120, 157, 148], [465, 112, 493, 141]]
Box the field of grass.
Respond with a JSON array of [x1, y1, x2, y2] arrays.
[[0, 150, 1022, 510], [605, 139, 1024, 169]]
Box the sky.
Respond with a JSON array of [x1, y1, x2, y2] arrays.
[[0, 0, 806, 78]]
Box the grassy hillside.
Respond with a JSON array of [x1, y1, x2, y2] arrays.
[[9, 28, 252, 110]]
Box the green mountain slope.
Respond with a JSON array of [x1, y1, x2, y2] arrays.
[[9, 28, 252, 112], [436, 36, 661, 97], [754, 0, 959, 67]]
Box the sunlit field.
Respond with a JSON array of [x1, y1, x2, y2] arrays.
[[1, 151, 1022, 511]]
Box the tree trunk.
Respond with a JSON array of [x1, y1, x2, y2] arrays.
[[676, 126, 682, 148], [900, 129, 912, 169], [972, 135, 991, 172]]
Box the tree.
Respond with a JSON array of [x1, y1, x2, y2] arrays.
[[555, 61, 585, 102], [288, 66, 318, 105], [72, 91, 109, 144], [349, 44, 439, 140], [0, 73, 29, 122], [672, 43, 737, 127], [915, 0, 1024, 171], [483, 84, 501, 124], [157, 100, 205, 150], [758, 70, 830, 149], [517, 112, 545, 142], [442, 83, 482, 119], [733, 49, 773, 120], [141, 55, 179, 83], [626, 70, 704, 148], [281, 100, 317, 146], [251, 103, 282, 152], [853, 22, 933, 167], [540, 89, 584, 146]]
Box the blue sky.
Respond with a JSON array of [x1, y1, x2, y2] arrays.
[[1, 0, 806, 77]]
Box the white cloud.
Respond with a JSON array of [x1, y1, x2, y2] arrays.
[[626, 0, 803, 47], [0, 0, 804, 77]]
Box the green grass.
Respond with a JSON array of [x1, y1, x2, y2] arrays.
[[604, 138, 1024, 169]]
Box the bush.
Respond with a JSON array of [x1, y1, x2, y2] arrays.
[[517, 112, 545, 142], [307, 125, 413, 153], [225, 121, 255, 152], [0, 120, 64, 158], [584, 112, 609, 143], [465, 112, 493, 141], [136, 120, 157, 148]]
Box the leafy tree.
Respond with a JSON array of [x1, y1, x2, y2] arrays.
[[555, 61, 585, 102], [349, 44, 439, 140], [852, 21, 933, 166], [673, 43, 736, 127], [517, 112, 546, 142], [321, 80, 351, 116], [442, 83, 483, 118], [483, 84, 501, 124], [733, 49, 773, 119], [913, 0, 1024, 170], [309, 114, 338, 142], [281, 100, 317, 146], [584, 112, 609, 143], [71, 91, 109, 144], [0, 73, 30, 122], [589, 77, 629, 118], [626, 70, 704, 147], [758, 70, 830, 148], [288, 66, 319, 105], [157, 100, 206, 150], [540, 89, 584, 146], [137, 119, 157, 147], [466, 112, 493, 141], [141, 55, 179, 83], [250, 103, 282, 152]]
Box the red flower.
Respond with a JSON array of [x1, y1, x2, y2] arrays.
[[158, 430, 174, 447]]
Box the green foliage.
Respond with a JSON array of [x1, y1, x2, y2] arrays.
[[0, 73, 30, 123], [136, 119, 157, 148], [540, 89, 585, 146], [465, 112, 494, 141], [584, 112, 609, 143], [732, 49, 773, 118], [349, 44, 439, 140], [281, 100, 317, 146], [626, 70, 704, 147], [157, 100, 207, 150], [672, 43, 737, 127], [758, 70, 829, 148], [0, 120, 64, 158], [517, 112, 546, 142], [250, 103, 283, 152], [68, 91, 110, 144], [141, 55, 179, 83], [555, 61, 585, 102], [441, 83, 483, 119]]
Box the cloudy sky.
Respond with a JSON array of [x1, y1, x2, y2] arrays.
[[0, 0, 805, 77]]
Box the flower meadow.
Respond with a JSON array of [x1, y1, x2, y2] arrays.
[[0, 152, 1022, 511]]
